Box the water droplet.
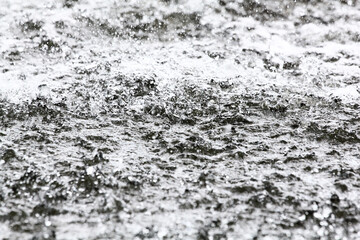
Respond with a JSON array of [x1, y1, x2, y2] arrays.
[[311, 202, 318, 211], [320, 220, 328, 227], [322, 206, 332, 218], [314, 212, 323, 220], [86, 166, 95, 175], [45, 219, 52, 227]]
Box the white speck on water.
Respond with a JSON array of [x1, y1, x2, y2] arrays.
[[86, 166, 95, 175], [45, 219, 52, 227]]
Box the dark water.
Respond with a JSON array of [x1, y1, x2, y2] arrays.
[[0, 0, 360, 239]]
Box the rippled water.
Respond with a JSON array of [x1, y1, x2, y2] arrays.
[[0, 0, 360, 239]]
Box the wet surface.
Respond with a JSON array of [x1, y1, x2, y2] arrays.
[[0, 0, 360, 239]]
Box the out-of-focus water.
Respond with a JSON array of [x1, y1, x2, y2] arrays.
[[0, 0, 360, 239]]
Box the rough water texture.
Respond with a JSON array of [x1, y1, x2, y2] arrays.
[[0, 0, 360, 239]]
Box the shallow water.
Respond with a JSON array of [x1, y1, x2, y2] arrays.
[[0, 0, 360, 239]]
